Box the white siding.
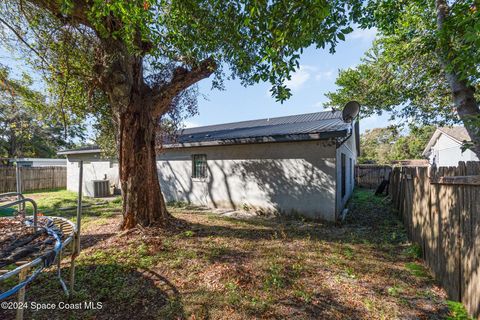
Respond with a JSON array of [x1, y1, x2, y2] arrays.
[[429, 134, 479, 167]]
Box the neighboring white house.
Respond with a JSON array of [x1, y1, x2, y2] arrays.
[[7, 158, 67, 167], [422, 127, 479, 167], [59, 110, 359, 221]]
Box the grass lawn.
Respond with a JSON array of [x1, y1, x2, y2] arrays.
[[0, 188, 458, 319]]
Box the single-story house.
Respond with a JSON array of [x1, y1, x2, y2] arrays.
[[422, 126, 479, 167], [59, 110, 359, 221]]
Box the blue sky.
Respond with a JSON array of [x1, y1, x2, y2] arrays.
[[191, 27, 391, 132], [0, 27, 390, 135]]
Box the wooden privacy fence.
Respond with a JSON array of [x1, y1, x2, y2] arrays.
[[390, 162, 480, 319], [355, 164, 392, 189], [0, 166, 66, 193]]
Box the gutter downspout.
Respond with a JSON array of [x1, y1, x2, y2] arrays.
[[336, 125, 353, 149]]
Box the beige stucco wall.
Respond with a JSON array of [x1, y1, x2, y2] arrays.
[[65, 154, 119, 197], [157, 140, 339, 220]]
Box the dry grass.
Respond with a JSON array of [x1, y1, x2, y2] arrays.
[[0, 189, 452, 319]]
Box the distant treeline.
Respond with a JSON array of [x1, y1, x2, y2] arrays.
[[359, 126, 435, 164]]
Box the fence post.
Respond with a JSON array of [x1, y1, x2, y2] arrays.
[[15, 163, 24, 212]]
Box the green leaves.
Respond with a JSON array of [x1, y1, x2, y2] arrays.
[[2, 0, 369, 106], [326, 0, 480, 141], [358, 125, 435, 164], [0, 64, 81, 158], [54, 0, 364, 102]]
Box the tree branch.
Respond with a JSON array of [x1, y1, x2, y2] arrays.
[[0, 16, 50, 68], [152, 58, 217, 117], [1, 6, 96, 82]]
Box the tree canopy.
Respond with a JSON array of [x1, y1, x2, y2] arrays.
[[0, 65, 81, 159], [359, 125, 435, 164], [0, 0, 369, 228], [326, 0, 480, 156], [0, 0, 365, 105]]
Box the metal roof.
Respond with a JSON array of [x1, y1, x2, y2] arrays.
[[58, 111, 354, 154], [7, 158, 66, 162], [166, 110, 351, 147]]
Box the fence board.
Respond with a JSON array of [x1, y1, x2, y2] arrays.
[[389, 162, 480, 319], [0, 166, 66, 193]]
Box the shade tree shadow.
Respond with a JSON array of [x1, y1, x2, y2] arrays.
[[0, 263, 184, 320], [157, 148, 337, 220]]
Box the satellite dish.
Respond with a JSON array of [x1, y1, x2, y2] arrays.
[[342, 101, 360, 123]]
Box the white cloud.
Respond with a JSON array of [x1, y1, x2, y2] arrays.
[[315, 70, 335, 81], [284, 65, 316, 91], [284, 65, 338, 90], [359, 113, 392, 133], [349, 27, 377, 42], [313, 101, 339, 112]]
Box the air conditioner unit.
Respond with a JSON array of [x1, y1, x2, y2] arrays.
[[92, 180, 110, 198]]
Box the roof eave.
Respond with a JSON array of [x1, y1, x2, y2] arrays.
[[437, 127, 466, 144], [57, 149, 102, 156], [161, 130, 348, 149], [422, 129, 441, 157]]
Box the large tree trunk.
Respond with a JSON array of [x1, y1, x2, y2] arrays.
[[19, 0, 215, 230], [436, 0, 480, 157], [118, 103, 171, 229], [97, 38, 175, 230], [104, 52, 214, 230]]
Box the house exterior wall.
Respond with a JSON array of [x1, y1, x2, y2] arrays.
[[335, 129, 357, 216], [65, 153, 119, 197], [428, 134, 479, 166], [63, 132, 358, 220], [157, 140, 339, 220]]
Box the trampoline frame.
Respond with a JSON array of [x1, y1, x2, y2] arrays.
[[0, 193, 80, 320]]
